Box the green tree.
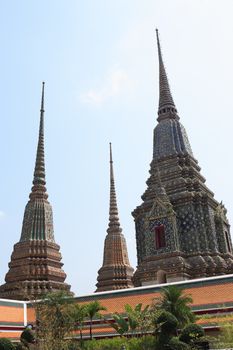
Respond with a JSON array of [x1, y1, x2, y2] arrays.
[[14, 344, 27, 350], [155, 285, 195, 327], [153, 311, 179, 349], [179, 323, 204, 345], [20, 328, 35, 349], [110, 303, 152, 340], [166, 337, 191, 350], [0, 338, 14, 350], [124, 303, 152, 336], [157, 311, 178, 336], [216, 322, 233, 348], [71, 304, 88, 345], [35, 290, 74, 350], [86, 301, 106, 340], [111, 313, 129, 337]]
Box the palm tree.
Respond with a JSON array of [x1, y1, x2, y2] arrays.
[[155, 285, 195, 328], [86, 301, 107, 340], [71, 304, 88, 345]]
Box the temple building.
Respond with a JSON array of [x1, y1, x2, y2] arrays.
[[132, 30, 233, 287], [96, 143, 134, 292], [1, 31, 233, 343], [0, 83, 70, 300]]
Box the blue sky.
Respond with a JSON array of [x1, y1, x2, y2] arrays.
[[1, 0, 233, 296]]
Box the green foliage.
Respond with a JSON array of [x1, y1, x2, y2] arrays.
[[215, 322, 233, 348], [31, 285, 199, 350], [157, 311, 179, 335], [72, 304, 88, 327], [154, 311, 184, 349], [124, 303, 152, 336], [86, 301, 106, 320], [71, 303, 88, 342], [180, 323, 204, 344], [68, 342, 82, 350], [20, 328, 35, 345], [0, 338, 14, 350], [14, 344, 25, 350], [34, 292, 108, 346], [125, 304, 138, 333], [35, 290, 75, 350], [166, 337, 191, 350], [82, 337, 127, 350], [128, 336, 156, 350], [111, 313, 129, 336], [111, 303, 152, 338], [66, 336, 180, 350], [86, 301, 107, 339], [155, 286, 195, 327], [140, 335, 157, 350], [14, 345, 27, 350], [80, 336, 156, 350]]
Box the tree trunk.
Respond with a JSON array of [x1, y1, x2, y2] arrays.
[[80, 328, 83, 342], [80, 328, 83, 349], [89, 319, 93, 340]]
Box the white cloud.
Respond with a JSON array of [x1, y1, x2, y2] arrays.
[[80, 67, 133, 106]]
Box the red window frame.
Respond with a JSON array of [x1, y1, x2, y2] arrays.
[[155, 225, 166, 249]]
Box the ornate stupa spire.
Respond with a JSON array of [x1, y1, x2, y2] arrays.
[[0, 83, 70, 300], [30, 82, 47, 199], [132, 31, 233, 288], [156, 29, 178, 121], [96, 143, 134, 292], [107, 142, 122, 235], [20, 82, 54, 242]]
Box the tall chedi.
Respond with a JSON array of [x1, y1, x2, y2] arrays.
[[0, 83, 70, 300], [132, 30, 233, 286], [96, 143, 134, 292]]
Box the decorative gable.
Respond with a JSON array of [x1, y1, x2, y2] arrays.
[[147, 197, 174, 221]]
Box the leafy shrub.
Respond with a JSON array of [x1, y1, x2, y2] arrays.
[[166, 337, 190, 350], [83, 337, 127, 350], [68, 342, 82, 350], [14, 344, 27, 350], [157, 311, 178, 335], [217, 322, 233, 348], [82, 336, 156, 350], [128, 336, 156, 350], [179, 323, 204, 344], [0, 338, 14, 350], [192, 338, 210, 350], [20, 328, 35, 344]]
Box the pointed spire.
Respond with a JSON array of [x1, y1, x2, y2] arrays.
[[107, 143, 122, 234], [0, 83, 70, 300], [95, 143, 134, 292], [30, 82, 48, 200], [156, 29, 178, 121]]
